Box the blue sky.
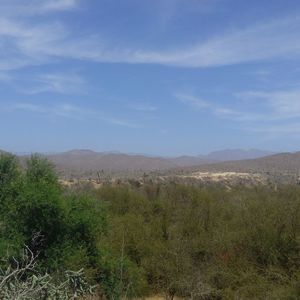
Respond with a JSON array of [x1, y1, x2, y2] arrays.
[[1, 0, 300, 156]]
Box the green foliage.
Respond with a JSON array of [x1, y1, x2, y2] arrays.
[[11, 156, 64, 259], [25, 155, 58, 186], [95, 184, 300, 299], [0, 154, 20, 202], [1, 153, 300, 298], [0, 155, 107, 296]]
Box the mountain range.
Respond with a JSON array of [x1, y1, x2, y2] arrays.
[[193, 151, 300, 174], [5, 148, 299, 176], [32, 148, 276, 175], [168, 149, 274, 167]]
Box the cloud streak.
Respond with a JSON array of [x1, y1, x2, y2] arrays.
[[9, 102, 139, 127], [235, 89, 300, 121], [129, 103, 157, 112], [177, 88, 300, 135], [22, 72, 87, 95], [176, 93, 210, 109], [65, 15, 300, 67], [1, 6, 300, 73], [0, 0, 78, 16]]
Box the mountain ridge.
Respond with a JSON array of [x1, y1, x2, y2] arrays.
[[0, 148, 288, 176], [187, 151, 300, 174]]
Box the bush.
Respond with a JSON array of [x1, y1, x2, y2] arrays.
[[0, 246, 95, 299], [1, 153, 300, 298]]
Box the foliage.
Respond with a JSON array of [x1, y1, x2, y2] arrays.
[[95, 184, 300, 299], [1, 152, 300, 299]]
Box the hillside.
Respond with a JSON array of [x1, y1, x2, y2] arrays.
[[168, 155, 217, 167], [203, 149, 274, 161], [45, 150, 176, 176], [187, 151, 300, 174], [1, 148, 282, 177], [169, 149, 273, 167], [44, 149, 276, 176]]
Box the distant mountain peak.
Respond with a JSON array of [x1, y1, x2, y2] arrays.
[[205, 149, 275, 161], [65, 149, 97, 155]]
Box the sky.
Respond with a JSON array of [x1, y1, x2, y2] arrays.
[[1, 0, 300, 156]]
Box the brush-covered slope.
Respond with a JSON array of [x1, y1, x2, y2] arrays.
[[188, 151, 300, 174], [45, 150, 176, 174]]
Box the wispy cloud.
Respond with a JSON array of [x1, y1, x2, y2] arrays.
[[0, 0, 78, 16], [39, 0, 78, 12], [100, 116, 139, 128], [9, 102, 139, 127], [13, 103, 47, 113], [129, 103, 157, 112], [21, 72, 87, 94], [1, 5, 300, 72], [0, 17, 66, 71], [177, 88, 300, 135], [235, 89, 300, 120], [175, 92, 243, 118], [142, 0, 219, 28], [11, 102, 85, 120], [76, 15, 300, 67], [175, 93, 210, 109]]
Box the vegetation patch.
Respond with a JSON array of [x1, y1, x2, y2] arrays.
[[1, 153, 300, 299]]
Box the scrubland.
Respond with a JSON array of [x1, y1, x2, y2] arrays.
[[1, 153, 300, 299]]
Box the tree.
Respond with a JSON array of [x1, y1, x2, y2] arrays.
[[0, 153, 21, 208]]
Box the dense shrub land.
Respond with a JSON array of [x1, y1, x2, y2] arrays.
[[1, 153, 300, 299]]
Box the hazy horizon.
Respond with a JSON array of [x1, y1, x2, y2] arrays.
[[1, 0, 300, 155], [3, 147, 278, 159]]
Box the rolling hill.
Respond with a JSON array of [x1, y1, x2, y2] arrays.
[[188, 151, 300, 174], [0, 148, 285, 177], [45, 150, 176, 175], [169, 149, 273, 167], [43, 148, 276, 175]]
